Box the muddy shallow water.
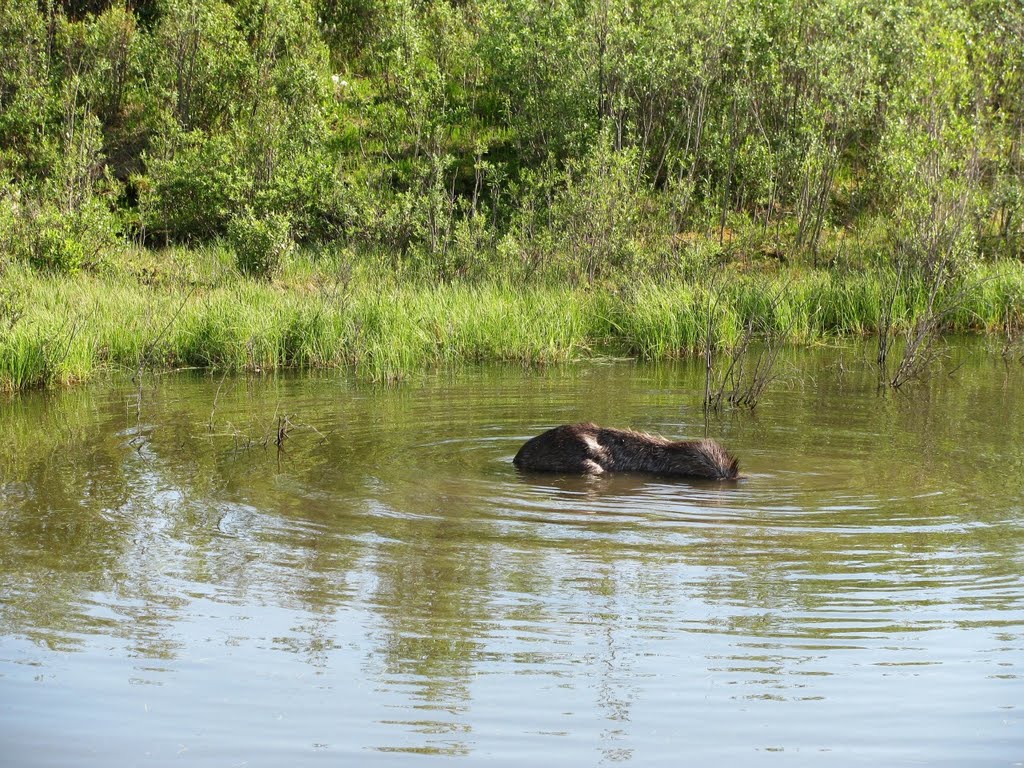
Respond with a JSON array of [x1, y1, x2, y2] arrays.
[[1, 342, 1022, 766]]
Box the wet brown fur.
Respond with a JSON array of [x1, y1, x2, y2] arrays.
[[513, 423, 739, 480]]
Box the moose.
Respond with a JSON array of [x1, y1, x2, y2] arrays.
[[513, 423, 739, 481]]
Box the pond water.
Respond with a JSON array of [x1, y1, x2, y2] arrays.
[[1, 341, 1022, 766]]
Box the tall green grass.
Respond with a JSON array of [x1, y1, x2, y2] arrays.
[[2, 256, 1023, 392]]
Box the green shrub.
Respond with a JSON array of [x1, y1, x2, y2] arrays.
[[227, 211, 294, 279], [141, 133, 239, 242], [31, 216, 88, 272], [5, 197, 119, 274]]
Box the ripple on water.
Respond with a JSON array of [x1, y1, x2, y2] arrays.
[[2, 358, 1023, 766]]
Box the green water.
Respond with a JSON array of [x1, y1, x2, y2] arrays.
[[1, 342, 1022, 766]]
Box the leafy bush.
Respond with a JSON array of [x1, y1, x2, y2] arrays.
[[140, 133, 238, 242], [31, 215, 89, 273], [1, 192, 119, 274], [545, 135, 655, 283], [227, 211, 294, 279]]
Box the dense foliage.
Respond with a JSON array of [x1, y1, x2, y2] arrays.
[[0, 0, 1021, 281]]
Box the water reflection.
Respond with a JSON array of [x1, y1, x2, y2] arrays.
[[1, 343, 1023, 764]]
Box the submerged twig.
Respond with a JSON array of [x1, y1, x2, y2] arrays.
[[208, 369, 229, 433], [705, 279, 794, 413], [276, 415, 292, 447], [135, 285, 196, 383]]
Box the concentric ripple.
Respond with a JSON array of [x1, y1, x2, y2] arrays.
[[2, 351, 1022, 766]]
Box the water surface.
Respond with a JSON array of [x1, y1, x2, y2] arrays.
[[2, 342, 1022, 766]]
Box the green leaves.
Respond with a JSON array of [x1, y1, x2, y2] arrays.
[[0, 0, 1021, 273], [228, 209, 294, 279]]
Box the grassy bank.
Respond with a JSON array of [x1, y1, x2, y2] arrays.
[[2, 247, 1023, 392], [4, 2, 1021, 397]]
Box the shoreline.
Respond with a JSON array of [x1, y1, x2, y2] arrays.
[[2, 250, 1022, 393]]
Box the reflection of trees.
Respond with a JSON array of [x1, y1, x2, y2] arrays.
[[0, 377, 367, 660], [588, 566, 637, 765], [0, 350, 1021, 752], [2, 388, 150, 652], [365, 494, 494, 755]]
